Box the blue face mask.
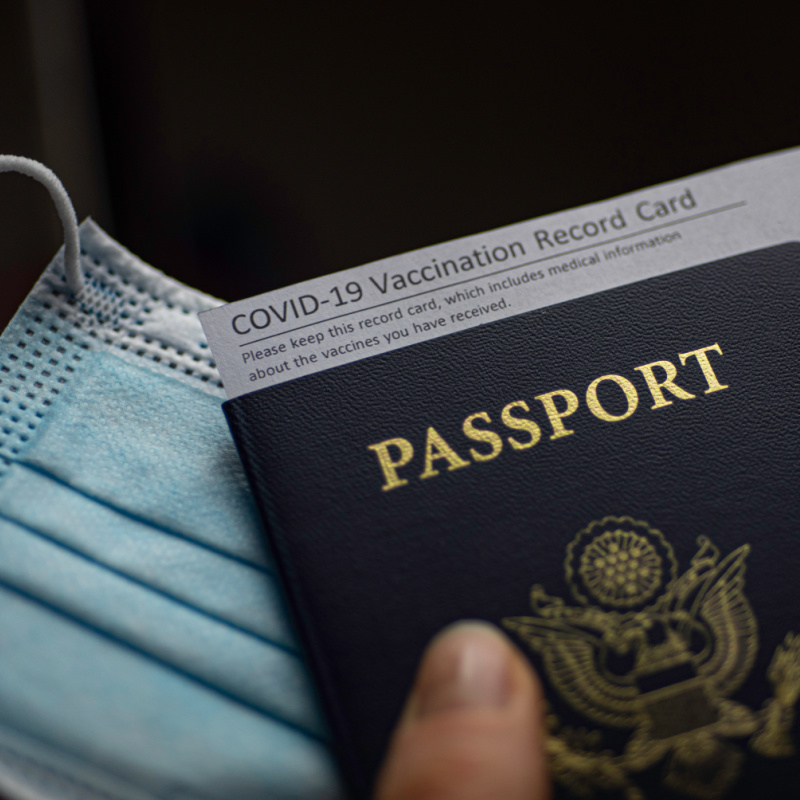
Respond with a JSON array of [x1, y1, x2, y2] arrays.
[[0, 217, 344, 800]]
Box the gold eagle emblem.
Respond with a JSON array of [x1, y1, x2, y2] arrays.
[[502, 516, 800, 800]]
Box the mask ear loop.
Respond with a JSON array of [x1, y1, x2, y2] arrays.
[[0, 155, 84, 296]]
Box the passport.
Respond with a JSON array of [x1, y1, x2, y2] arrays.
[[203, 152, 800, 800]]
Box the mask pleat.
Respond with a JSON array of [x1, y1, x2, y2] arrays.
[[0, 462, 295, 645], [17, 351, 271, 568], [0, 586, 342, 800], [0, 463, 296, 646], [0, 515, 325, 739]]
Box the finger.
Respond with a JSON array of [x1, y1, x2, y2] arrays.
[[374, 621, 551, 800]]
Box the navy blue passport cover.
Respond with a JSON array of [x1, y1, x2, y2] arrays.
[[224, 244, 800, 800]]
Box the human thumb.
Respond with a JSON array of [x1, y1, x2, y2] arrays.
[[374, 621, 551, 800]]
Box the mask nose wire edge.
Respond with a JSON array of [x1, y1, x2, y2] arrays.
[[0, 155, 83, 296]]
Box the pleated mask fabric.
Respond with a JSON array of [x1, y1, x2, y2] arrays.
[[0, 220, 344, 800]]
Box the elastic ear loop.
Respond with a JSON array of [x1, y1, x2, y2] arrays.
[[0, 155, 84, 296]]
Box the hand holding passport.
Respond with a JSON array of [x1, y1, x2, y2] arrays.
[[375, 622, 550, 800]]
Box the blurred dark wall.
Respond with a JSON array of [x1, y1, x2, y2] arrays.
[[1, 0, 60, 324], [3, 2, 800, 327], [1, 0, 110, 326]]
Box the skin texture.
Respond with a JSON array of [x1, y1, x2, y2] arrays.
[[375, 621, 552, 800]]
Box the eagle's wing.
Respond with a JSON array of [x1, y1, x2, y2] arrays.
[[503, 614, 639, 729], [693, 544, 758, 696]]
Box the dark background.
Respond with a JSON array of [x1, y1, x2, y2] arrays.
[[2, 1, 799, 326]]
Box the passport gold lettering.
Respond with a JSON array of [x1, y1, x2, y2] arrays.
[[367, 343, 729, 491], [635, 359, 696, 409], [419, 427, 470, 480], [678, 343, 728, 393], [501, 400, 542, 450], [367, 438, 415, 491], [586, 374, 639, 422], [535, 389, 580, 439], [462, 412, 503, 462]]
